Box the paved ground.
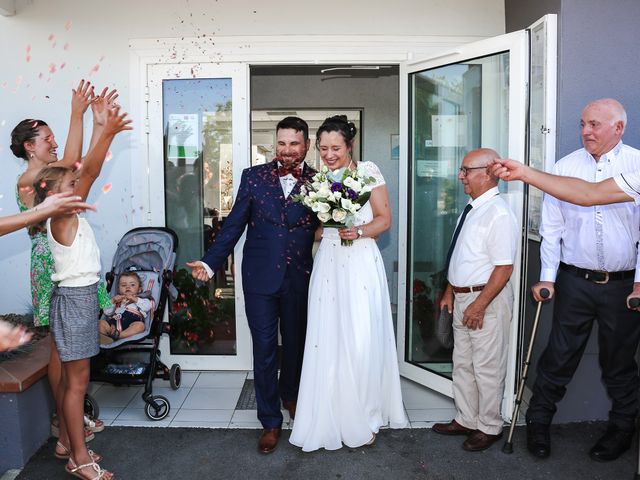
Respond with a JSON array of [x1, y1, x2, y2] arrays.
[[15, 422, 639, 480]]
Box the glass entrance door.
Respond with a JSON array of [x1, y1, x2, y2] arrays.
[[147, 63, 252, 370], [398, 31, 528, 417]]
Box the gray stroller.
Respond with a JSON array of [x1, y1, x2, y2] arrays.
[[86, 227, 181, 421]]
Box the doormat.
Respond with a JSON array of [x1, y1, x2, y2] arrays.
[[235, 379, 256, 410]]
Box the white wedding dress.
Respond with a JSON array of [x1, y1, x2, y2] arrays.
[[289, 161, 408, 452]]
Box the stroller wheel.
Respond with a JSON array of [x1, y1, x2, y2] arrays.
[[145, 395, 170, 421], [84, 393, 100, 420], [169, 364, 181, 390]]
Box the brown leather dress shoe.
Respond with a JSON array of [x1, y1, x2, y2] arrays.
[[282, 400, 296, 421], [258, 428, 282, 454], [432, 420, 474, 436], [462, 430, 503, 452]]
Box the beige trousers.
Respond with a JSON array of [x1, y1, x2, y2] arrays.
[[452, 283, 513, 435]]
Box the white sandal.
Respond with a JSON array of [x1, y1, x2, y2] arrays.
[[65, 458, 113, 480], [54, 441, 102, 462]]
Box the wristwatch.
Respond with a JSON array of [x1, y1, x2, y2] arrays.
[[356, 228, 364, 239]]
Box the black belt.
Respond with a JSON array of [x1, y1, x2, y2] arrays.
[[559, 262, 634, 284]]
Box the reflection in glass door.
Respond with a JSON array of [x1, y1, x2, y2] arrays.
[[163, 78, 236, 357], [406, 52, 511, 380]]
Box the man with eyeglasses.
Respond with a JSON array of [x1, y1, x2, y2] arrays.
[[517, 98, 640, 463], [433, 148, 518, 452]]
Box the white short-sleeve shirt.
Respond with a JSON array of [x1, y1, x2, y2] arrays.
[[447, 186, 518, 287], [614, 171, 640, 204]]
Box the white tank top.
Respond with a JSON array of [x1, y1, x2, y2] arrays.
[[47, 216, 101, 287]]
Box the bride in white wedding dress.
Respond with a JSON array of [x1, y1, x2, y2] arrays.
[[289, 116, 408, 452]]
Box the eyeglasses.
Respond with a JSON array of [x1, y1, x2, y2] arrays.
[[459, 166, 487, 176]]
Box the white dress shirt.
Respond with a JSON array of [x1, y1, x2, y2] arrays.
[[448, 187, 518, 287], [540, 142, 640, 282], [199, 162, 308, 279]]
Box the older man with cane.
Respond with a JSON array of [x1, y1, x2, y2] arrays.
[[492, 99, 640, 463]]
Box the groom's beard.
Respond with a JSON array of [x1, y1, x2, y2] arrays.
[[276, 153, 306, 169]]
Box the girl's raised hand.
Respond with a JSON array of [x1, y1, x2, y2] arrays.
[[71, 79, 95, 115], [103, 105, 133, 136], [91, 87, 119, 126]]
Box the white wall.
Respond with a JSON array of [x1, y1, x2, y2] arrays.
[[0, 0, 504, 314]]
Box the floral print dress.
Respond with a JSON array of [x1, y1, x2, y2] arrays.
[[16, 186, 111, 326]]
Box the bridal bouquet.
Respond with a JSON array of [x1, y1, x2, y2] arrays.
[[294, 165, 375, 246]]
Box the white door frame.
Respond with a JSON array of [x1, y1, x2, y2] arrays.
[[147, 62, 252, 370], [398, 30, 530, 420]]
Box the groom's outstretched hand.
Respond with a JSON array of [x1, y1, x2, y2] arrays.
[[186, 261, 210, 282]]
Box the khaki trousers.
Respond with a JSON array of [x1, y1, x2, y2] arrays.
[[452, 283, 513, 435]]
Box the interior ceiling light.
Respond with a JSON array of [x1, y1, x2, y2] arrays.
[[320, 66, 392, 73]]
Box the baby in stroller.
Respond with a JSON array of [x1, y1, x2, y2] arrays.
[[99, 272, 152, 345]]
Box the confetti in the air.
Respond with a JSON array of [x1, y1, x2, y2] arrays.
[[63, 43, 69, 51], [89, 64, 100, 75], [60, 62, 66, 69], [105, 151, 113, 162], [64, 20, 72, 31], [49, 63, 57, 74], [48, 34, 55, 42], [101, 183, 113, 194]]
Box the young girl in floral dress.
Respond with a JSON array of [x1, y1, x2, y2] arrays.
[[11, 82, 118, 439]]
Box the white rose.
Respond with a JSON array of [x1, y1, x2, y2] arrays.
[[317, 211, 331, 222], [312, 181, 323, 191], [332, 208, 347, 223], [303, 197, 314, 208], [343, 176, 362, 193], [312, 202, 331, 213], [317, 184, 332, 198]]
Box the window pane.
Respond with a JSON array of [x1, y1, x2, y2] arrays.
[[407, 52, 510, 378], [163, 78, 237, 356]]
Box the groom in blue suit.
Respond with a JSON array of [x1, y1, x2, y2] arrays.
[[187, 117, 318, 453]]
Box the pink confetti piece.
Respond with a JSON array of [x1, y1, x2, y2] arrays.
[[32, 121, 39, 128], [73, 161, 82, 170], [64, 20, 72, 30], [101, 183, 112, 194], [26, 55, 31, 63], [48, 34, 55, 42], [60, 62, 66, 70], [89, 64, 100, 75], [105, 151, 113, 162], [99, 55, 105, 62], [48, 63, 57, 74], [38, 73, 43, 79], [63, 43, 69, 51], [26, 45, 31, 53]]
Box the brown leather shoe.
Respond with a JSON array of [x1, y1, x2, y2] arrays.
[[282, 400, 296, 421], [432, 420, 474, 436], [462, 430, 503, 451], [258, 428, 281, 454]]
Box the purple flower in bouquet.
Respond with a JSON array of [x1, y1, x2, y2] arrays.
[[330, 182, 343, 193]]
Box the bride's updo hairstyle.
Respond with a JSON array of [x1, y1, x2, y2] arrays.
[[10, 119, 48, 161], [315, 115, 357, 150]]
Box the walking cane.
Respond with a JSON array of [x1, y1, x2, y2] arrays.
[[502, 287, 550, 454], [630, 297, 640, 479]]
